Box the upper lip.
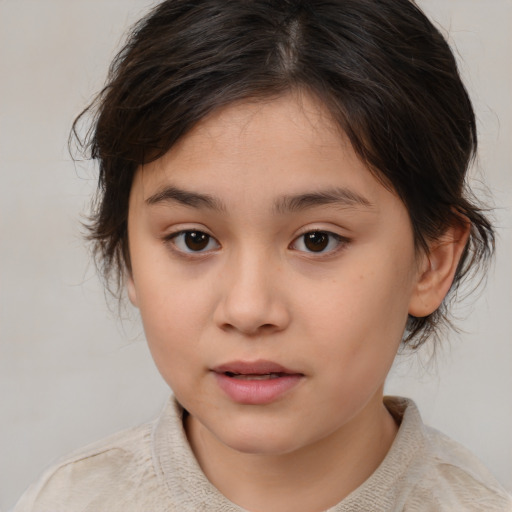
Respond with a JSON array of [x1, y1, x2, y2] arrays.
[[212, 360, 303, 376]]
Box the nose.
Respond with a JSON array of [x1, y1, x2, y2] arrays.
[[213, 249, 291, 336]]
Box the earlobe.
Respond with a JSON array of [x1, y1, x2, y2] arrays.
[[408, 221, 470, 318], [126, 273, 139, 308]]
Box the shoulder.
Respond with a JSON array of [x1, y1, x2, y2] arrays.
[[413, 425, 512, 510], [13, 419, 168, 512], [387, 398, 512, 511]]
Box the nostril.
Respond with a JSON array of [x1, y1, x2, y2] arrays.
[[213, 286, 291, 335]]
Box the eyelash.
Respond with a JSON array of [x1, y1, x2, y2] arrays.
[[163, 229, 349, 258], [289, 230, 349, 256], [164, 230, 220, 255]]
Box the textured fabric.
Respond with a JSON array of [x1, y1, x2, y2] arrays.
[[14, 396, 512, 512]]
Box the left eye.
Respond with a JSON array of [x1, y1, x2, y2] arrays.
[[291, 231, 346, 254], [169, 230, 220, 253]]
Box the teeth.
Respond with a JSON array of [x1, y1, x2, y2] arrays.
[[230, 373, 281, 380]]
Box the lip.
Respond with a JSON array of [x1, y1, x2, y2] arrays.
[[213, 360, 301, 375], [211, 360, 304, 405]]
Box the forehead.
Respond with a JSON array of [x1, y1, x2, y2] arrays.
[[130, 92, 394, 215]]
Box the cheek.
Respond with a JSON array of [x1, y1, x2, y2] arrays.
[[131, 242, 211, 330], [297, 252, 414, 378], [132, 267, 213, 375], [138, 289, 203, 343], [304, 261, 410, 339], [137, 294, 205, 395]]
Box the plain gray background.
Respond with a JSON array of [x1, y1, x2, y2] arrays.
[[1, 0, 511, 509]]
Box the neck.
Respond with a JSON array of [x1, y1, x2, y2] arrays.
[[186, 391, 398, 512]]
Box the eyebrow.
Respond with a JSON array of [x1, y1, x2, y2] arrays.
[[145, 185, 226, 212], [145, 185, 373, 213], [273, 187, 374, 214]]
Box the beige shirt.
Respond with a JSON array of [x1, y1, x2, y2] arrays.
[[14, 397, 512, 512]]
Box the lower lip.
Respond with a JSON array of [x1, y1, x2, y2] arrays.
[[213, 373, 303, 405]]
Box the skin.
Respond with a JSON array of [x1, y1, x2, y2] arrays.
[[127, 92, 468, 512]]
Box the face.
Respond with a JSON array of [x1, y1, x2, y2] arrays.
[[127, 93, 423, 456]]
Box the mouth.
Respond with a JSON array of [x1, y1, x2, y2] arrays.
[[212, 360, 303, 378], [223, 372, 287, 380], [211, 360, 304, 405]]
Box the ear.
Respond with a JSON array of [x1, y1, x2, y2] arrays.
[[408, 220, 470, 318], [126, 272, 139, 308]]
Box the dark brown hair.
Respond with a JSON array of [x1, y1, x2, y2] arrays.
[[72, 0, 494, 347]]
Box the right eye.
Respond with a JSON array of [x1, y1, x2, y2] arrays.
[[167, 230, 220, 253]]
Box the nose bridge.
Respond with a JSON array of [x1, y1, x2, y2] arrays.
[[215, 242, 289, 335]]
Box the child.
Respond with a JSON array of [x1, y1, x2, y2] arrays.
[[13, 0, 512, 510]]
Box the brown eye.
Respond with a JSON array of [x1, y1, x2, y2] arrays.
[[185, 231, 210, 251], [291, 230, 347, 254], [170, 230, 220, 253], [303, 232, 329, 252]]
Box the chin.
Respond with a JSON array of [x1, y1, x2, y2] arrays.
[[212, 418, 311, 456], [222, 433, 300, 456]]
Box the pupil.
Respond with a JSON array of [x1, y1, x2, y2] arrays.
[[185, 231, 209, 251], [304, 232, 328, 252]]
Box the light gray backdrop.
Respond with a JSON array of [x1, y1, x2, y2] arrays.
[[1, 0, 511, 509]]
